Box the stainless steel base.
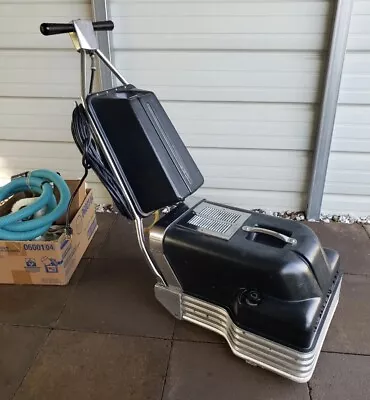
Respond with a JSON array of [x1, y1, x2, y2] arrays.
[[155, 278, 341, 383]]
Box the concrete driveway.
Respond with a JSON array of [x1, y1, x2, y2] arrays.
[[1, 213, 369, 400]]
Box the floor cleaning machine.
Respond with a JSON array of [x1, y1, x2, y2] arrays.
[[40, 19, 342, 383]]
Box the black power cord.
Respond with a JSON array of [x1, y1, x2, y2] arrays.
[[70, 103, 134, 220], [66, 58, 134, 233]]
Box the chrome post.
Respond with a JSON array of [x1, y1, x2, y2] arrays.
[[306, 0, 354, 220], [80, 50, 87, 100]]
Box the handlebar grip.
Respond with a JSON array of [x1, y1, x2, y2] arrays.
[[40, 20, 114, 36], [92, 20, 115, 32]]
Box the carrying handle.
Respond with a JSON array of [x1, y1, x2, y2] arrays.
[[40, 20, 114, 36], [242, 226, 297, 246]]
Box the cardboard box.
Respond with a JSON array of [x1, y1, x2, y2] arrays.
[[0, 189, 98, 285], [54, 180, 87, 225]]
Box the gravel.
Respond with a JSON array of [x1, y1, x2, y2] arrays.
[[95, 204, 117, 213], [251, 209, 370, 224], [95, 204, 370, 225], [319, 214, 370, 225], [251, 209, 307, 222]]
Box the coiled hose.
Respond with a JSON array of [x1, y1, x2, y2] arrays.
[[0, 169, 71, 240]]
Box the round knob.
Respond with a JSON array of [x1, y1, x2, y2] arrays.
[[240, 289, 262, 306]]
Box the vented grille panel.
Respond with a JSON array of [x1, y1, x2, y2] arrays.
[[199, 207, 241, 224], [188, 214, 231, 234], [184, 201, 251, 240]]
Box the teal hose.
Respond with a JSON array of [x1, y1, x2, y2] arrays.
[[0, 170, 71, 240]]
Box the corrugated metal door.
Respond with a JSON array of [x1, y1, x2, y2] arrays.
[[110, 0, 333, 211], [0, 0, 110, 205], [322, 0, 370, 216]]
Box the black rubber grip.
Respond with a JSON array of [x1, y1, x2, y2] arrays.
[[40, 20, 114, 36]]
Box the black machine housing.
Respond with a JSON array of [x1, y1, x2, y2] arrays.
[[86, 86, 204, 217], [156, 200, 342, 353], [86, 84, 342, 354]]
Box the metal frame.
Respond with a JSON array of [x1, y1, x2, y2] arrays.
[[70, 19, 166, 287], [306, 0, 354, 220], [64, 18, 343, 382], [91, 0, 114, 90]]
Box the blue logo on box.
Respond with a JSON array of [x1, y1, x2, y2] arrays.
[[87, 217, 98, 240], [25, 258, 40, 272], [41, 256, 62, 273], [82, 194, 93, 218]]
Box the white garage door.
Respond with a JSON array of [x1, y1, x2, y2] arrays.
[[323, 0, 370, 216], [0, 0, 110, 205], [109, 0, 333, 211]]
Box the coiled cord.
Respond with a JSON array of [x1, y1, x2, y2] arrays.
[[71, 103, 134, 220]]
